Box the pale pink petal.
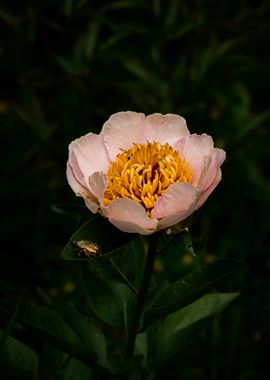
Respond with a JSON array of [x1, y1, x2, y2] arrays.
[[68, 181, 100, 213], [156, 211, 192, 231], [67, 150, 89, 190], [67, 161, 100, 213], [81, 172, 108, 214], [66, 161, 88, 196], [101, 198, 157, 235], [198, 149, 226, 191], [196, 169, 222, 210], [84, 198, 100, 214], [68, 133, 110, 189], [101, 111, 146, 161], [174, 134, 215, 185], [88, 172, 108, 204], [145, 113, 190, 145], [151, 182, 200, 220]]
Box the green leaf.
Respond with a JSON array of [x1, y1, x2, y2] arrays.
[[81, 264, 124, 328], [0, 329, 39, 379], [62, 214, 137, 260], [18, 304, 80, 344], [236, 111, 270, 141], [115, 355, 144, 376], [156, 292, 239, 364], [82, 263, 136, 331], [123, 59, 153, 83], [0, 289, 25, 346], [84, 20, 100, 59], [112, 282, 136, 336], [134, 331, 148, 368], [86, 237, 144, 294], [56, 56, 77, 74], [63, 358, 91, 380], [53, 302, 106, 365], [142, 259, 243, 328]]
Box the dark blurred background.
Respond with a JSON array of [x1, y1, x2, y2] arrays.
[[0, 0, 269, 379]]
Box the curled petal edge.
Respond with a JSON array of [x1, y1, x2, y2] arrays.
[[101, 198, 158, 235]]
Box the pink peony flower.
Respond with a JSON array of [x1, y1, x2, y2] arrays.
[[67, 112, 225, 235]]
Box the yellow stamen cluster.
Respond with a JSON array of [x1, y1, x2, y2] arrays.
[[103, 142, 193, 214]]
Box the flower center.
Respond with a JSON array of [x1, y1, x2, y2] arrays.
[[103, 142, 193, 213]]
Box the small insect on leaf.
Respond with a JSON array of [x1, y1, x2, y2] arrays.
[[72, 240, 102, 259]]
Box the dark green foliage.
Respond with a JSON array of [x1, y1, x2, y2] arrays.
[[142, 259, 243, 328], [1, 0, 269, 379]]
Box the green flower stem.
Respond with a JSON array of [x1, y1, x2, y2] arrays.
[[125, 233, 157, 358]]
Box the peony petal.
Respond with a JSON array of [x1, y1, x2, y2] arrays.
[[196, 169, 222, 210], [174, 134, 215, 185], [84, 198, 100, 214], [101, 198, 157, 234], [67, 160, 100, 213], [151, 182, 200, 220], [101, 111, 146, 161], [82, 172, 108, 214], [156, 210, 193, 231], [68, 133, 110, 189], [145, 113, 190, 145], [198, 148, 226, 191], [88, 172, 108, 204], [66, 161, 88, 196]]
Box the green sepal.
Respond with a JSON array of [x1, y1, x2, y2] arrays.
[[172, 229, 195, 256], [157, 228, 195, 256]]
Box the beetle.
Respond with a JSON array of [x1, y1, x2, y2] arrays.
[[72, 240, 102, 258]]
